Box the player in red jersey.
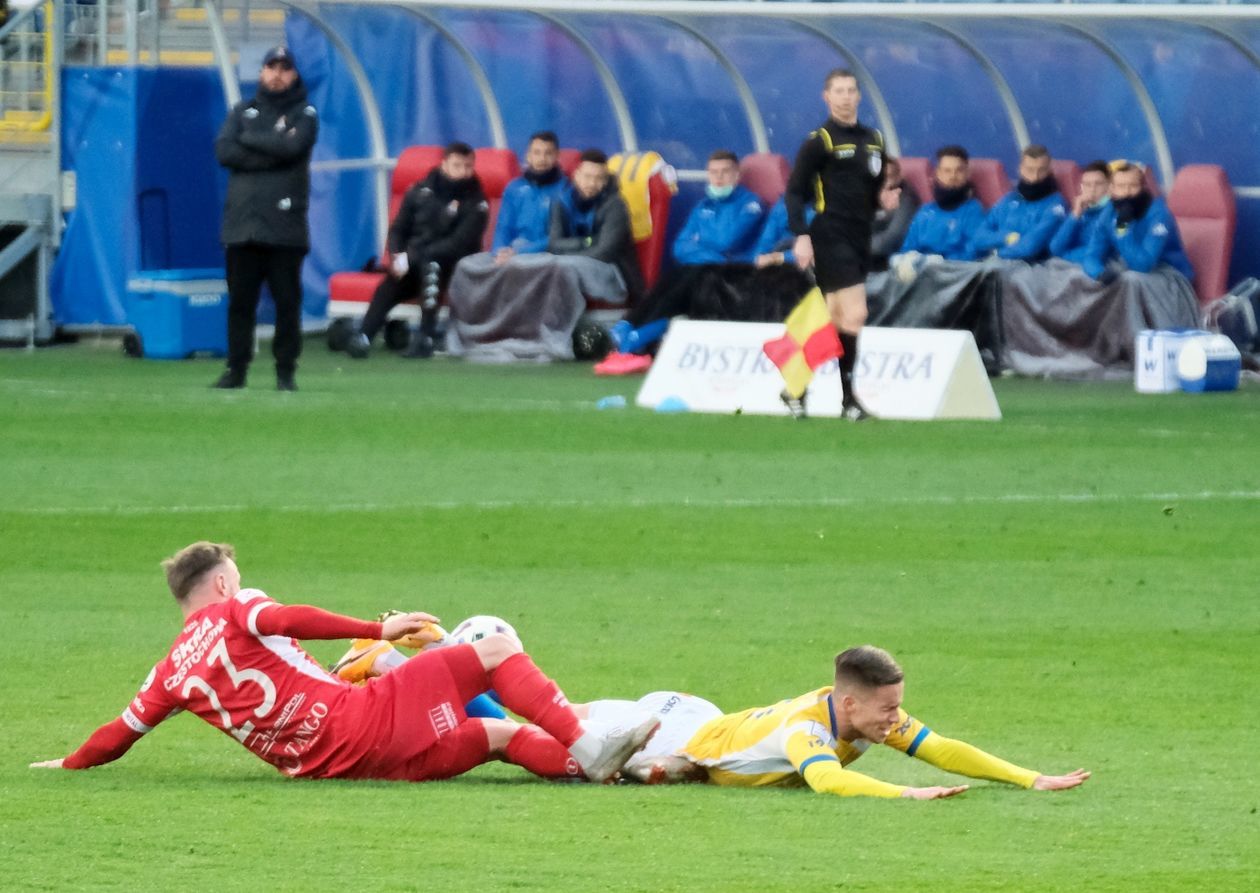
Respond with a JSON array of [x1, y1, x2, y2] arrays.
[[30, 542, 657, 783]]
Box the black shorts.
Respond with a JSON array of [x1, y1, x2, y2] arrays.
[[810, 215, 872, 293]]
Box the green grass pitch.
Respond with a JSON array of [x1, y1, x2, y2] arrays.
[[2, 343, 1258, 891]]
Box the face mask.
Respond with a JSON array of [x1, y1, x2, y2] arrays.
[[706, 184, 735, 201], [1113, 190, 1152, 226]]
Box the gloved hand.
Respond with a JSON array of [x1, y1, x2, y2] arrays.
[[391, 252, 410, 277]]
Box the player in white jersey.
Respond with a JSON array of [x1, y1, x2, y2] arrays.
[[580, 646, 1090, 798]]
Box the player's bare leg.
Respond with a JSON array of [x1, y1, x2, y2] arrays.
[[825, 284, 869, 420]]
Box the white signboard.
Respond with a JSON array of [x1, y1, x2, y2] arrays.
[[636, 321, 1000, 420], [853, 326, 1001, 420]]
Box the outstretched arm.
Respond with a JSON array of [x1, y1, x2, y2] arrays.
[[250, 602, 437, 642], [911, 733, 1089, 791], [32, 717, 146, 771]]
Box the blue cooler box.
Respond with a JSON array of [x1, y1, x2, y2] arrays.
[[124, 269, 228, 359]]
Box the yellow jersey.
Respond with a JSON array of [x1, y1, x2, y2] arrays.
[[681, 686, 1039, 798]]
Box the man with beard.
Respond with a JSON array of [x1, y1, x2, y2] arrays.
[[895, 145, 985, 262], [1082, 161, 1193, 282], [212, 45, 318, 391], [971, 144, 1067, 263], [547, 149, 643, 304], [346, 142, 489, 359], [488, 131, 567, 262]]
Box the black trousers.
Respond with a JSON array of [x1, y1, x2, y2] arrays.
[[361, 265, 423, 340], [225, 243, 306, 375], [360, 255, 452, 340]]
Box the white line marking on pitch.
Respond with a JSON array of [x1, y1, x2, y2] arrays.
[[12, 490, 1260, 516]]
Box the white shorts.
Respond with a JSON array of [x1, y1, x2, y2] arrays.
[[586, 691, 722, 758]]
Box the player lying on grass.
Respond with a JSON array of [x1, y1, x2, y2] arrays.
[[327, 634, 1089, 798], [29, 542, 658, 784], [582, 645, 1091, 798]]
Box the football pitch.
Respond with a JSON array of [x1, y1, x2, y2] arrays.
[[2, 342, 1258, 892]]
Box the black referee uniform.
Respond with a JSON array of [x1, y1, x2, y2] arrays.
[[785, 119, 884, 411]]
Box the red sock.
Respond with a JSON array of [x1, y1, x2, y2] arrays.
[[504, 725, 584, 779], [490, 652, 583, 747]]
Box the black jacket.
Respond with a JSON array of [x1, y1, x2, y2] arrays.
[[548, 181, 645, 304], [215, 80, 318, 250], [387, 169, 488, 271], [786, 118, 885, 235]]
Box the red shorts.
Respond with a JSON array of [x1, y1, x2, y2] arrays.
[[335, 644, 496, 781]]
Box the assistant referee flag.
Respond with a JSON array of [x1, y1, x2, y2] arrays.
[[762, 288, 843, 399]]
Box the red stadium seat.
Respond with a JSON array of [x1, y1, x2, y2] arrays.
[[968, 158, 1012, 208], [1051, 159, 1081, 204], [739, 152, 790, 206], [327, 145, 444, 321], [557, 148, 582, 178], [474, 147, 522, 252], [1168, 164, 1236, 304], [898, 157, 933, 205]]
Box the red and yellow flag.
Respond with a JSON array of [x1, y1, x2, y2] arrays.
[[762, 288, 842, 399]]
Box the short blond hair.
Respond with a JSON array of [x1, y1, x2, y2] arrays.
[[161, 541, 235, 602]]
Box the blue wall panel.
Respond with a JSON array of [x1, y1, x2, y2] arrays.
[[817, 20, 1017, 162], [698, 17, 882, 159], [435, 9, 621, 152], [952, 19, 1156, 169], [561, 14, 754, 168]]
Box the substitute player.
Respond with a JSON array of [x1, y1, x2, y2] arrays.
[[784, 69, 885, 421], [587, 646, 1090, 798], [29, 542, 657, 784]]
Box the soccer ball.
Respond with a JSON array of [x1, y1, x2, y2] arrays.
[[450, 615, 520, 647]]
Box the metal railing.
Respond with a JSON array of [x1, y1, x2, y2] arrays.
[[0, 1, 53, 132]]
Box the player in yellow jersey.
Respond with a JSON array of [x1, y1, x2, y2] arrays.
[[590, 645, 1089, 797]]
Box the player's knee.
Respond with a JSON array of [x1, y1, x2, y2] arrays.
[[471, 632, 523, 670], [845, 305, 868, 331], [480, 718, 519, 754]]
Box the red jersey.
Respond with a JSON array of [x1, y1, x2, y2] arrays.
[[120, 590, 369, 777]]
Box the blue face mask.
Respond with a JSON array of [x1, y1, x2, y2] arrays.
[[706, 184, 735, 201]]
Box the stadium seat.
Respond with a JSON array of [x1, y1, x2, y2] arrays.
[[1051, 159, 1081, 204], [473, 147, 522, 252], [1167, 164, 1236, 304], [968, 158, 1012, 208], [557, 148, 582, 177], [739, 152, 790, 205], [898, 156, 933, 205], [327, 145, 444, 323], [608, 151, 677, 292]]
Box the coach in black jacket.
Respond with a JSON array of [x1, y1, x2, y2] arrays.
[[548, 149, 644, 305], [212, 45, 318, 391], [346, 142, 488, 359]]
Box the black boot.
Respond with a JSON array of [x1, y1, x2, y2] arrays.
[[404, 302, 439, 359], [212, 367, 246, 389]]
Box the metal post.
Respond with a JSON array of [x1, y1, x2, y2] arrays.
[[125, 0, 138, 64], [51, 0, 62, 247]]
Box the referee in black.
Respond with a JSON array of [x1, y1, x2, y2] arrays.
[[784, 68, 885, 420]]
